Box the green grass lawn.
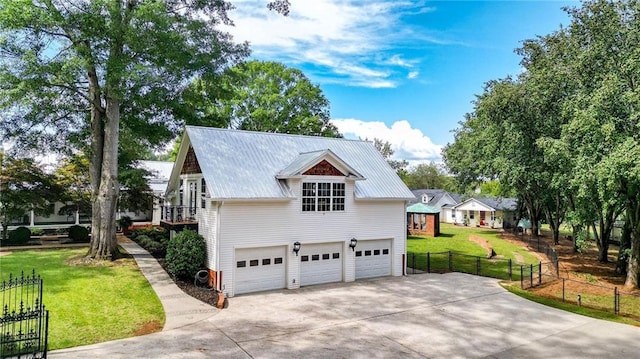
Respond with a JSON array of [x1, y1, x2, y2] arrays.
[[0, 248, 165, 350], [407, 223, 540, 280]]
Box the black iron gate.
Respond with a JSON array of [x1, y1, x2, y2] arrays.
[[1, 270, 49, 359]]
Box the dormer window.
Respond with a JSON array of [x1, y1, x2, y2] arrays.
[[302, 182, 345, 212], [422, 194, 429, 203]]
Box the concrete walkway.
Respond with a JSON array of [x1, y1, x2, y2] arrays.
[[50, 244, 640, 359], [117, 239, 218, 331]]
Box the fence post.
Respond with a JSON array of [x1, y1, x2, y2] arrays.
[[614, 287, 619, 314], [427, 252, 431, 273], [412, 252, 416, 274], [530, 263, 533, 288], [520, 266, 524, 289], [508, 258, 512, 281], [538, 261, 542, 285], [448, 251, 453, 272], [476, 256, 481, 276]]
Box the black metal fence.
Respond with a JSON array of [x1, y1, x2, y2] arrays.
[[511, 231, 559, 264], [1, 270, 49, 359], [520, 267, 640, 317], [408, 251, 519, 280]]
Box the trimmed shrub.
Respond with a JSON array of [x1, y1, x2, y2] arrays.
[[30, 227, 44, 236], [130, 227, 169, 256], [7, 227, 31, 245], [117, 215, 133, 232], [166, 229, 206, 280], [68, 225, 90, 242]]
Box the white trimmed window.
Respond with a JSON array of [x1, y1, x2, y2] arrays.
[[302, 182, 345, 212]]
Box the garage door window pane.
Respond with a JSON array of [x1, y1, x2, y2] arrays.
[[333, 252, 339, 259], [383, 249, 389, 255], [365, 250, 372, 256], [237, 261, 246, 268], [250, 260, 259, 266], [374, 249, 380, 255], [355, 251, 362, 257], [312, 254, 320, 261], [263, 258, 271, 265], [301, 255, 309, 262], [275, 257, 283, 264], [322, 253, 330, 260]]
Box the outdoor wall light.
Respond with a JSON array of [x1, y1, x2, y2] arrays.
[[349, 238, 358, 251], [293, 241, 301, 256]]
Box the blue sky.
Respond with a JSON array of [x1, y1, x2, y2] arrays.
[[225, 0, 579, 165]]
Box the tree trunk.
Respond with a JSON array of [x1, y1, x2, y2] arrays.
[[87, 1, 126, 260], [616, 220, 631, 275], [625, 201, 640, 289], [89, 98, 120, 260], [87, 64, 105, 259]]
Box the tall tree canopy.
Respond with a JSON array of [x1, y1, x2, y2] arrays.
[[0, 0, 250, 259], [444, 0, 640, 288], [181, 60, 341, 137]]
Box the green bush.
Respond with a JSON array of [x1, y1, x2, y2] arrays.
[[166, 229, 206, 280], [130, 228, 169, 256], [7, 227, 31, 245], [68, 225, 90, 242], [30, 227, 44, 236], [117, 216, 133, 231]]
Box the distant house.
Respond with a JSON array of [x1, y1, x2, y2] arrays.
[[450, 197, 518, 229], [161, 126, 414, 297], [410, 189, 461, 223]]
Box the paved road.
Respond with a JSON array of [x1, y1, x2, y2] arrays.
[[52, 273, 640, 359]]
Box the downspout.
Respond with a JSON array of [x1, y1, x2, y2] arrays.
[[216, 201, 223, 291]]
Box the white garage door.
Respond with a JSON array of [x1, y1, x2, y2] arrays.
[[235, 246, 286, 295], [300, 242, 343, 286], [355, 239, 391, 279]]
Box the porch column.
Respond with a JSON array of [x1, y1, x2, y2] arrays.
[[30, 210, 35, 227], [75, 210, 80, 225]]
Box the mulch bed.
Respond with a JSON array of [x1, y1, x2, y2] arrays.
[[156, 258, 221, 306]]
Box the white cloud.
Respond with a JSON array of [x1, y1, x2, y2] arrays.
[[407, 71, 419, 79], [224, 0, 440, 88], [331, 118, 443, 164]]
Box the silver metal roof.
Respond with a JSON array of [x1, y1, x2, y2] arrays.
[[183, 126, 414, 200]]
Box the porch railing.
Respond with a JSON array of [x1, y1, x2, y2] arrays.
[[161, 205, 197, 223]]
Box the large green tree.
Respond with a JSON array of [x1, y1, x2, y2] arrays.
[[445, 0, 640, 287], [181, 60, 341, 137], [403, 162, 453, 191], [0, 0, 253, 259], [0, 153, 62, 241]]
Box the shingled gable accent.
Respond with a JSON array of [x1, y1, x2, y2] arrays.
[[277, 149, 365, 180], [181, 146, 202, 174], [302, 159, 345, 176]]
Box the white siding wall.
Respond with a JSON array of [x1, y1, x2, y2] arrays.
[[212, 179, 407, 297], [198, 200, 218, 269]]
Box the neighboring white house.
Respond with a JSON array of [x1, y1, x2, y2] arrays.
[[450, 197, 518, 229], [9, 160, 172, 230], [409, 189, 461, 223], [136, 160, 174, 225], [162, 126, 414, 297]]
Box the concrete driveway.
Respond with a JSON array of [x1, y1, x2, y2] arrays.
[[53, 273, 640, 358]]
